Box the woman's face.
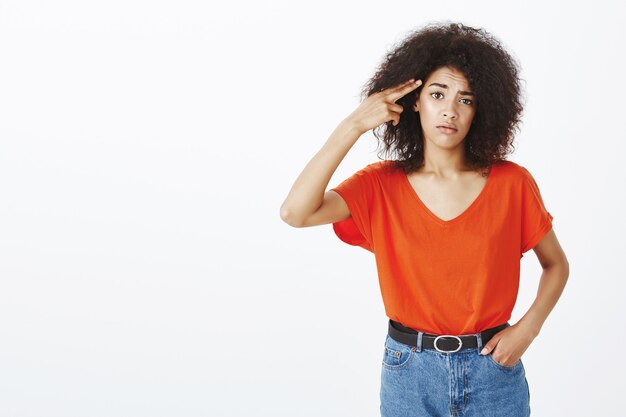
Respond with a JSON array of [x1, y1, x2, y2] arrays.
[[413, 66, 477, 151]]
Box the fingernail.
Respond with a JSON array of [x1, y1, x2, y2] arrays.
[[480, 347, 488, 355]]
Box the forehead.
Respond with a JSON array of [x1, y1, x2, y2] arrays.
[[425, 66, 471, 88]]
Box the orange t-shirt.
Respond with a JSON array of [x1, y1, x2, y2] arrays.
[[330, 159, 553, 335]]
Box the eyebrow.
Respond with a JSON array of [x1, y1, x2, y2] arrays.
[[428, 82, 475, 96]]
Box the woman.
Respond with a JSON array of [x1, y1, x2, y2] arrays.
[[280, 22, 569, 417]]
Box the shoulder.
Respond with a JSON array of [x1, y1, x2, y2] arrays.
[[367, 159, 405, 174], [337, 160, 401, 193], [492, 160, 549, 201], [354, 159, 399, 178], [363, 159, 395, 171], [493, 159, 535, 182]]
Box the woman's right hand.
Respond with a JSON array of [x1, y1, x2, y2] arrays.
[[345, 78, 423, 134]]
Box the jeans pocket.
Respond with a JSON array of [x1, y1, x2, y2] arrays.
[[382, 335, 414, 370], [487, 352, 521, 370]]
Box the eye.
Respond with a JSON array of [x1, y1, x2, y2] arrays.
[[430, 92, 474, 106]]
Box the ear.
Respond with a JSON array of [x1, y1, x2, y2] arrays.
[[413, 96, 420, 112]]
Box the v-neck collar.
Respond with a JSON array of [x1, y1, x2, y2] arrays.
[[401, 163, 497, 226]]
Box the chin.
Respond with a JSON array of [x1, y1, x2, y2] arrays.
[[427, 133, 466, 147]]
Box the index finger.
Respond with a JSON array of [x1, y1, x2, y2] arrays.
[[387, 79, 422, 102]]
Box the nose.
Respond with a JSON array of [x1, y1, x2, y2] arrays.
[[442, 110, 457, 119], [442, 102, 459, 120]]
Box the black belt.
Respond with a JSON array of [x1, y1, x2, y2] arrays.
[[388, 319, 509, 352]]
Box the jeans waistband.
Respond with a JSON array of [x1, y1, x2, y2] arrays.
[[388, 319, 510, 353]]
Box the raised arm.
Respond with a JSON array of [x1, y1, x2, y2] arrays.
[[279, 79, 422, 228]]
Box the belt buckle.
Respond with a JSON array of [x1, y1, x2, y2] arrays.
[[433, 335, 462, 353]]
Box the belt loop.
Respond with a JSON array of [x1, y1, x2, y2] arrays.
[[416, 331, 423, 352], [476, 331, 483, 353]]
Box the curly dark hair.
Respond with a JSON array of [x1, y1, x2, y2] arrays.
[[361, 21, 525, 175]]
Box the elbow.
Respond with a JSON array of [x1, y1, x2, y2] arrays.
[[562, 258, 570, 280], [558, 253, 570, 278], [280, 205, 304, 228], [543, 257, 570, 281]]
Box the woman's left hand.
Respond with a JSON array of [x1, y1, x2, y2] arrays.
[[480, 322, 537, 367]]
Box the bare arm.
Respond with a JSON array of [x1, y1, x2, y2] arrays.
[[279, 78, 423, 228], [479, 229, 569, 365], [517, 228, 570, 337], [279, 118, 362, 228]]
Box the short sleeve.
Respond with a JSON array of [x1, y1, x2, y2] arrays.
[[520, 167, 554, 256], [329, 163, 377, 252]]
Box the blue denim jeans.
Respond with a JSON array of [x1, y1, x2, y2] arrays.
[[380, 323, 531, 417]]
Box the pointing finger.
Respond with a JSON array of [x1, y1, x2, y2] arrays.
[[388, 79, 422, 102]]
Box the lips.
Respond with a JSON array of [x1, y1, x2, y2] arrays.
[[437, 124, 457, 131], [437, 126, 458, 135]]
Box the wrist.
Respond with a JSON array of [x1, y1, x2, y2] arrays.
[[340, 116, 364, 137], [517, 317, 542, 339]]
